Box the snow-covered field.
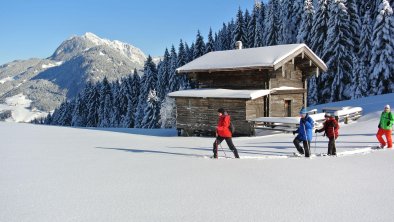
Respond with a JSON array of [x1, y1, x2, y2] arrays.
[[0, 93, 47, 122], [1, 93, 394, 221]]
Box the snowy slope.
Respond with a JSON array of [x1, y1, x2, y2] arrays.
[[1, 93, 394, 221]]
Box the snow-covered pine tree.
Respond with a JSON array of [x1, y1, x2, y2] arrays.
[[193, 30, 206, 59], [227, 19, 236, 49], [141, 89, 161, 128], [264, 0, 281, 46], [297, 0, 315, 45], [110, 80, 122, 127], [206, 28, 215, 53], [281, 0, 304, 44], [116, 78, 132, 126], [347, 0, 362, 54], [159, 96, 176, 128], [98, 77, 113, 127], [353, 8, 373, 98], [187, 42, 194, 63], [217, 23, 229, 50], [309, 0, 330, 58], [71, 93, 87, 127], [85, 82, 100, 127], [168, 45, 179, 93], [254, 2, 265, 47], [369, 0, 394, 95], [122, 69, 141, 128], [233, 7, 247, 47], [135, 56, 158, 128], [177, 39, 190, 90], [321, 0, 353, 102], [157, 48, 170, 100], [246, 6, 257, 48]]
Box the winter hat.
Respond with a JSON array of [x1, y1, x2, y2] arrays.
[[385, 104, 390, 110], [299, 107, 307, 114], [217, 108, 226, 114], [324, 113, 331, 117]]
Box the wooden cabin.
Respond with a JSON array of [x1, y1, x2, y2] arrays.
[[168, 43, 327, 136]]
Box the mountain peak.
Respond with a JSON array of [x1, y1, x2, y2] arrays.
[[51, 32, 147, 65]]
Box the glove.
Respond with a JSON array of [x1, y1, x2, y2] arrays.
[[378, 123, 381, 128], [387, 121, 391, 126], [300, 118, 306, 123], [315, 129, 318, 133], [293, 131, 297, 135]]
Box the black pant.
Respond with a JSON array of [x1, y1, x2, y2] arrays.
[[213, 136, 239, 158], [293, 137, 311, 157], [328, 138, 337, 155]]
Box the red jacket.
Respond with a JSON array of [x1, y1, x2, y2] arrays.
[[317, 117, 339, 139], [216, 114, 232, 138]]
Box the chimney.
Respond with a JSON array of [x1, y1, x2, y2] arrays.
[[235, 41, 243, 50]]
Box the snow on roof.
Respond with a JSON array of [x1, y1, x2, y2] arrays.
[[177, 44, 327, 73], [168, 88, 271, 100]]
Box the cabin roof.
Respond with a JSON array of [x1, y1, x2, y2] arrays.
[[176, 44, 327, 73], [168, 87, 302, 100]]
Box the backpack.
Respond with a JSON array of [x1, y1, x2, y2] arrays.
[[229, 122, 235, 134]]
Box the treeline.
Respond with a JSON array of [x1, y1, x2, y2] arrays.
[[35, 0, 394, 128]]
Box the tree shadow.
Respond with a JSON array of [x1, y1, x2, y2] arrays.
[[96, 146, 207, 158], [85, 128, 178, 137]]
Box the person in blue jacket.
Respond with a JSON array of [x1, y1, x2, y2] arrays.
[[293, 107, 314, 157]]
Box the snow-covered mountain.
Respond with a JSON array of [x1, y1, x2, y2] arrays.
[[0, 33, 147, 121]]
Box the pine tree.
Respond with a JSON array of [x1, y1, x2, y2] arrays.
[[123, 69, 141, 128], [98, 77, 113, 127], [141, 89, 161, 128], [206, 28, 215, 53], [177, 39, 190, 89], [297, 0, 315, 45], [353, 8, 373, 98], [157, 48, 170, 100], [246, 6, 257, 48], [168, 45, 179, 92], [254, 2, 265, 47], [322, 0, 353, 102], [159, 96, 176, 128], [85, 82, 100, 127], [369, 0, 394, 95], [265, 0, 281, 46], [233, 7, 247, 47], [135, 56, 158, 127], [71, 93, 87, 126], [193, 30, 206, 59], [310, 0, 330, 58]]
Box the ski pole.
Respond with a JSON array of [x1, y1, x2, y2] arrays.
[[314, 132, 317, 155], [303, 123, 311, 157], [332, 127, 336, 156], [219, 143, 227, 158]]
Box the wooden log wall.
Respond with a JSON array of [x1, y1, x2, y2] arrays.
[[175, 97, 257, 136], [269, 63, 304, 89], [269, 94, 304, 117], [192, 70, 270, 89]]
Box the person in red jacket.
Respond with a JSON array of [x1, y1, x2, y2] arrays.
[[315, 113, 339, 156], [213, 108, 240, 159]]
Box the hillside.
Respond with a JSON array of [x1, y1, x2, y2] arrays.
[[1, 93, 394, 221], [0, 33, 147, 121]]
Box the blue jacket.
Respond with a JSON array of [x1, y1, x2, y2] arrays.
[[295, 114, 314, 141]]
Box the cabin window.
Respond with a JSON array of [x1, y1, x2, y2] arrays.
[[284, 100, 292, 117]]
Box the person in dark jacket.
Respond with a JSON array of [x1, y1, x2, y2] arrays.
[[213, 108, 240, 159], [315, 113, 339, 155], [293, 107, 314, 157]]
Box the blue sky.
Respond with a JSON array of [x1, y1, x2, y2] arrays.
[[0, 0, 255, 65]]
